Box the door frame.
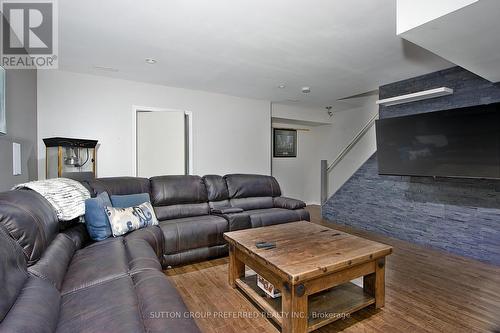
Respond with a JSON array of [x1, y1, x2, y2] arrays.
[[132, 105, 193, 176]]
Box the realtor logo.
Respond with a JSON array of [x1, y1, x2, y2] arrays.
[[1, 0, 58, 68]]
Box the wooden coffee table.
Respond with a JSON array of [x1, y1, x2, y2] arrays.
[[224, 221, 393, 333]]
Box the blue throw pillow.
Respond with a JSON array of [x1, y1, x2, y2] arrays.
[[110, 193, 151, 208], [84, 191, 112, 241]]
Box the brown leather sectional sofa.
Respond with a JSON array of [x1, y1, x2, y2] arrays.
[[0, 174, 308, 332]]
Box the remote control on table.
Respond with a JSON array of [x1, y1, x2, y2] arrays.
[[255, 241, 276, 249]]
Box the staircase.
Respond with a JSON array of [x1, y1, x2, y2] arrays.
[[320, 111, 379, 205]]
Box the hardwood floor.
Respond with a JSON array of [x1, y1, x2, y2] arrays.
[[164, 206, 500, 333]]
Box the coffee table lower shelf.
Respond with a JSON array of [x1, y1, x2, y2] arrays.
[[235, 275, 375, 332]]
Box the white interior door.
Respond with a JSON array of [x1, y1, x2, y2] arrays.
[[137, 110, 186, 177]]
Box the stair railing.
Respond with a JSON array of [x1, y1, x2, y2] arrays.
[[320, 112, 379, 205]]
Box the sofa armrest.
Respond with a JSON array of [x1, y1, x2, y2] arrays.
[[215, 212, 251, 231], [124, 225, 165, 261], [273, 197, 306, 210], [61, 223, 90, 250]]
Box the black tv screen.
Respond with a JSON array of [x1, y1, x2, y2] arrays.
[[375, 102, 500, 179]]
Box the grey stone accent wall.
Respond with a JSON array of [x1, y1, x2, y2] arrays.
[[322, 67, 500, 265], [379, 66, 500, 118]]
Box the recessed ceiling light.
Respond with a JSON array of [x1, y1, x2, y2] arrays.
[[93, 65, 119, 72], [301, 86, 311, 94], [278, 84, 286, 89], [145, 58, 157, 64]]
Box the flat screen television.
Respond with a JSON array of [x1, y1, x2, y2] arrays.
[[375, 102, 500, 179]]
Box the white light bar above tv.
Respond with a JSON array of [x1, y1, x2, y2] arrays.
[[376, 87, 454, 107]]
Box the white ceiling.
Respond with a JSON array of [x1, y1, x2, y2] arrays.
[[400, 0, 500, 83], [59, 0, 452, 108]]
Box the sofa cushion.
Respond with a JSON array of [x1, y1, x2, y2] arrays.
[[57, 276, 144, 333], [84, 191, 112, 241], [230, 196, 274, 210], [124, 236, 162, 273], [203, 175, 229, 201], [87, 177, 150, 197], [28, 233, 76, 290], [159, 215, 228, 255], [0, 226, 28, 322], [132, 270, 200, 332], [0, 276, 60, 333], [110, 192, 151, 208], [0, 226, 60, 333], [124, 225, 164, 260], [246, 208, 309, 228], [150, 175, 208, 206], [0, 190, 59, 265], [225, 174, 281, 198], [154, 203, 209, 221], [105, 202, 158, 237], [295, 208, 311, 222], [57, 238, 198, 332], [61, 238, 130, 295], [61, 229, 164, 295], [58, 271, 199, 333], [164, 244, 228, 267]]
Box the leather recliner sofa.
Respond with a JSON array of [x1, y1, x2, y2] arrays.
[[0, 173, 308, 332], [85, 174, 310, 266]]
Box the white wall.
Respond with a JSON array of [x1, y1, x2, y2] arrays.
[[317, 97, 378, 196], [271, 96, 378, 205], [37, 70, 271, 179], [272, 103, 331, 124], [272, 121, 325, 205], [0, 69, 38, 191], [397, 0, 478, 34]]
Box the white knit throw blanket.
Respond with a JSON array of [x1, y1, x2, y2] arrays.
[[13, 178, 90, 221]]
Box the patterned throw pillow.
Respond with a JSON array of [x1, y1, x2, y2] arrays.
[[105, 202, 158, 237]]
